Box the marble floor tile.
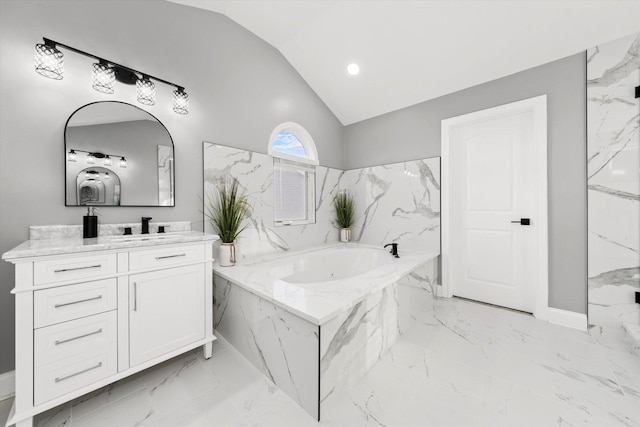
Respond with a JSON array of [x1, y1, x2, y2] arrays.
[[4, 297, 639, 427]]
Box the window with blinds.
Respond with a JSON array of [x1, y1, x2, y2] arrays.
[[273, 157, 315, 225]]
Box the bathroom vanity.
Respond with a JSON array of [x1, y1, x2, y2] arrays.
[[2, 230, 218, 427]]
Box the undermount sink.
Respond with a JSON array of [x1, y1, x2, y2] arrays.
[[105, 233, 181, 243]]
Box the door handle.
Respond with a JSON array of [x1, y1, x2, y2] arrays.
[[510, 218, 530, 225]]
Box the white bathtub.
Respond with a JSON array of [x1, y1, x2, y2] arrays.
[[249, 245, 394, 284]]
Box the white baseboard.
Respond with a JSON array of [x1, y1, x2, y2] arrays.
[[0, 370, 15, 401], [547, 308, 588, 331]]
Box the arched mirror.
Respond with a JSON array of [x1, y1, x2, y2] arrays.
[[65, 101, 175, 206]]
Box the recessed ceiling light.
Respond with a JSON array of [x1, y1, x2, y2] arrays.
[[347, 63, 360, 76]]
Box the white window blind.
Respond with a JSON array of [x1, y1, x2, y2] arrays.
[[273, 157, 315, 223]]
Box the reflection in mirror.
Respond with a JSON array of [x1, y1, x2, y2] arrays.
[[77, 167, 121, 205], [65, 101, 175, 206]]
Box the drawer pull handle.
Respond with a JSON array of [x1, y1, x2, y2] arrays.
[[133, 282, 137, 312], [54, 295, 102, 308], [55, 328, 103, 345], [54, 362, 103, 383], [155, 254, 186, 260], [54, 264, 102, 273]]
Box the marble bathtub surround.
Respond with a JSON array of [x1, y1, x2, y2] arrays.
[[587, 33, 640, 329], [213, 244, 439, 419], [203, 142, 441, 260], [214, 243, 439, 325], [29, 221, 192, 240]]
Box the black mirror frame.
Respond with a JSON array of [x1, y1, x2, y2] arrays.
[[64, 101, 175, 208]]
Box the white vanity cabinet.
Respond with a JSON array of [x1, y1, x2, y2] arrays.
[[129, 265, 205, 366], [3, 237, 216, 427]]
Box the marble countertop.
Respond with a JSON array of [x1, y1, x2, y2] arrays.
[[214, 244, 439, 325], [2, 231, 220, 261]]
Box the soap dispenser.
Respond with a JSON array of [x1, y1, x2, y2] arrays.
[[83, 207, 98, 238]]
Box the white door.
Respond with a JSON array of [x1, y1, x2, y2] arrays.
[[442, 96, 547, 314], [129, 265, 205, 366]]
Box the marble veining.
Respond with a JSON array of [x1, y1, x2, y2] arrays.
[[29, 221, 191, 240], [10, 270, 638, 427], [2, 230, 217, 260], [587, 33, 640, 329], [203, 142, 441, 260], [214, 243, 439, 325]]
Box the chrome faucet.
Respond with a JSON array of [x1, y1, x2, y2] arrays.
[[384, 243, 399, 258], [141, 217, 152, 234]]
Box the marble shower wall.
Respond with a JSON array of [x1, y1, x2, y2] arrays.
[[203, 142, 440, 257], [587, 33, 640, 327]]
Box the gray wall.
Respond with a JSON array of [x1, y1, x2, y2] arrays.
[[0, 0, 343, 374], [344, 53, 587, 315]]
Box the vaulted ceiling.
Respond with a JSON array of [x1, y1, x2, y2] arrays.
[[167, 0, 640, 125]]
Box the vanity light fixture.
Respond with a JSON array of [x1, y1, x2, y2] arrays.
[[34, 37, 189, 114], [173, 87, 189, 115], [35, 40, 64, 80], [86, 153, 95, 164], [92, 60, 115, 94], [67, 149, 77, 162], [136, 75, 156, 106], [103, 155, 112, 166], [120, 157, 127, 168]]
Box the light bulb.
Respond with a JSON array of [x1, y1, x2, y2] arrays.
[[347, 63, 360, 76], [86, 153, 95, 164], [68, 149, 77, 162], [103, 155, 112, 166], [119, 157, 127, 168]]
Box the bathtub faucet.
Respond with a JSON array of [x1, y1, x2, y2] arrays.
[[384, 243, 399, 258]]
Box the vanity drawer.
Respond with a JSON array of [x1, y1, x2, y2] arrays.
[[34, 253, 117, 285], [34, 346, 117, 405], [34, 311, 117, 367], [129, 244, 204, 271], [34, 278, 117, 328]]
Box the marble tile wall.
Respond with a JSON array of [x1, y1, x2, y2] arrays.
[[203, 142, 440, 258], [203, 143, 344, 259], [344, 158, 441, 253], [587, 33, 640, 328]]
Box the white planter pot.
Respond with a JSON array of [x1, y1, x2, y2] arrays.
[[218, 242, 237, 267], [340, 228, 351, 243]]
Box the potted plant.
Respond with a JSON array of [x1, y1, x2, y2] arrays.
[[205, 178, 251, 266], [333, 191, 356, 242]]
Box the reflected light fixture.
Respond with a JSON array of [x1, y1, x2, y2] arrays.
[[136, 75, 156, 106], [104, 172, 110, 180], [119, 157, 127, 168], [103, 155, 112, 166], [67, 149, 77, 162], [173, 87, 189, 115], [34, 37, 189, 114], [35, 39, 64, 80], [92, 60, 115, 94]]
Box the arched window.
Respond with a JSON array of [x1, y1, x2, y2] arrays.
[[268, 122, 318, 226]]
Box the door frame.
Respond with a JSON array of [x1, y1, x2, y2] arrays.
[[441, 95, 549, 320]]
